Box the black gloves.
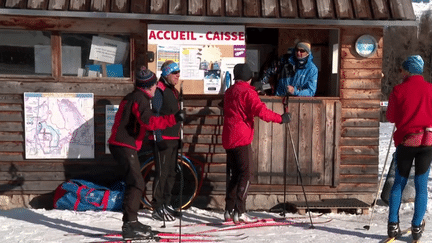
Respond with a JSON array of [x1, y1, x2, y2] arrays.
[[175, 110, 185, 122], [281, 112, 291, 124]]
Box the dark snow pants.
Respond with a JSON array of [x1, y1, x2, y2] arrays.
[[225, 144, 252, 214], [152, 140, 178, 209], [109, 145, 145, 222]]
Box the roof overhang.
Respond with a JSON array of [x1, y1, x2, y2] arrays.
[[0, 9, 418, 27]]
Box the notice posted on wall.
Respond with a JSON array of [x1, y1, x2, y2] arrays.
[[180, 46, 204, 80], [89, 36, 129, 64]]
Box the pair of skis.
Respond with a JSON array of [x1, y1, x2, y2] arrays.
[[176, 213, 324, 228], [79, 231, 246, 243]]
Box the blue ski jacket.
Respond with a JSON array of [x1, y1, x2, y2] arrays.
[[260, 52, 318, 97]]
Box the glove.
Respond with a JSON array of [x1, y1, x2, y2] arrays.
[[156, 140, 168, 151], [281, 112, 292, 124], [175, 110, 185, 122]]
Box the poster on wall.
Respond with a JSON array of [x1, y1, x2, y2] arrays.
[[24, 93, 94, 159], [180, 46, 204, 80], [148, 24, 245, 94]]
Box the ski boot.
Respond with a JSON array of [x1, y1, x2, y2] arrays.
[[224, 209, 233, 222], [164, 204, 182, 217], [233, 210, 255, 224], [412, 220, 425, 241], [387, 222, 401, 238], [122, 220, 154, 240], [152, 206, 175, 221]]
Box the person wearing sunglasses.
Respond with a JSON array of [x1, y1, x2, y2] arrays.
[[259, 40, 318, 97], [151, 60, 182, 222]]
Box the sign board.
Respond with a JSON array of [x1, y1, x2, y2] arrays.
[[148, 24, 246, 94]]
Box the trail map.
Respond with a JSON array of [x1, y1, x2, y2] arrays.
[[24, 93, 94, 159]]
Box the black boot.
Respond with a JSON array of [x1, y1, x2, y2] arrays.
[[164, 204, 182, 217], [122, 220, 153, 240], [412, 220, 425, 241], [387, 222, 401, 238]]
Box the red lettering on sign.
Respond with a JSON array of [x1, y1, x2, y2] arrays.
[[149, 31, 157, 40], [239, 32, 245, 41], [157, 31, 163, 39], [180, 31, 186, 40]]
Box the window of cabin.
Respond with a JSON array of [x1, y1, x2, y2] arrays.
[[60, 33, 130, 78], [246, 27, 340, 97], [0, 30, 51, 75]]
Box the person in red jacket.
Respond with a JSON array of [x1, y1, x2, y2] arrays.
[[108, 66, 184, 241], [386, 55, 432, 242], [222, 63, 291, 224]]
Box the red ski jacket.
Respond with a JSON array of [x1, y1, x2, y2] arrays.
[[222, 81, 282, 150], [386, 75, 432, 146], [108, 87, 177, 151]]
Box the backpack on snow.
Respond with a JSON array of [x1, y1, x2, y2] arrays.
[[53, 179, 125, 211]]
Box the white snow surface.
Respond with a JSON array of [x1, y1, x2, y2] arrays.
[[1, 123, 432, 242]]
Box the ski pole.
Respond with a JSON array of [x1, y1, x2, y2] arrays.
[[282, 95, 289, 217], [287, 115, 315, 229], [151, 100, 166, 229], [179, 81, 184, 242], [364, 124, 396, 230]]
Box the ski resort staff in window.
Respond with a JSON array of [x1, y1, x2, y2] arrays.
[[222, 63, 292, 224], [151, 61, 182, 222], [108, 67, 185, 241], [258, 40, 318, 97], [386, 55, 432, 242]]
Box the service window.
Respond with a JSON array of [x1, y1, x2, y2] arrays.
[[61, 33, 130, 78], [0, 29, 51, 75], [246, 27, 340, 97]]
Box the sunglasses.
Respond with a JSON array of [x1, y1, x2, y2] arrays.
[[171, 71, 180, 75], [296, 49, 307, 54]]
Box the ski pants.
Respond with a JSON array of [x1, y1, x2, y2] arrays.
[[152, 140, 178, 209], [225, 144, 252, 214], [109, 145, 145, 222], [389, 145, 432, 227]]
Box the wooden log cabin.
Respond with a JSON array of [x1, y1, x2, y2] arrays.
[[0, 0, 417, 212]]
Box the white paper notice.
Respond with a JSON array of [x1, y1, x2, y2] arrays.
[[204, 70, 221, 94], [89, 36, 118, 64], [180, 46, 204, 80]]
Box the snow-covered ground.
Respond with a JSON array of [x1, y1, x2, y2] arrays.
[[0, 122, 431, 242]]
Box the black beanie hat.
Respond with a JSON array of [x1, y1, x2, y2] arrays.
[[136, 66, 157, 88], [234, 63, 253, 81]]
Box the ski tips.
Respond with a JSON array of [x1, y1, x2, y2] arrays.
[[363, 225, 371, 230]]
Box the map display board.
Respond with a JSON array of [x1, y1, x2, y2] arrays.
[[24, 93, 94, 159]]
